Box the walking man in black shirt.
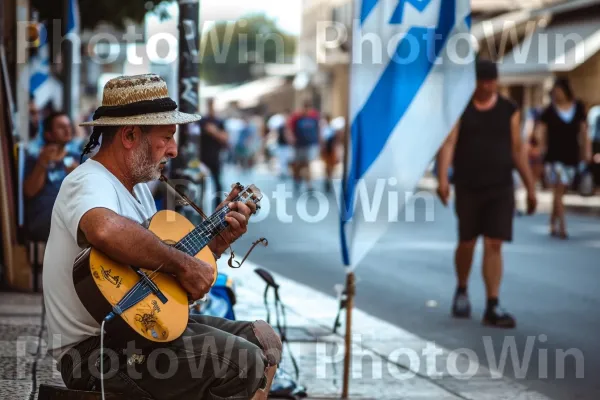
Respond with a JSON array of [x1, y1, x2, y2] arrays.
[[437, 60, 537, 328]]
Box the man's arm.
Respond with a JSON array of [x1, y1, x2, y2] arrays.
[[79, 208, 213, 300], [283, 125, 295, 146], [204, 122, 229, 146], [437, 122, 458, 179], [23, 146, 58, 198], [511, 110, 535, 193], [436, 121, 459, 205], [579, 120, 592, 163], [23, 160, 48, 198], [79, 208, 186, 274]]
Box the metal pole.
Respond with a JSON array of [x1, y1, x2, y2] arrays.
[[340, 1, 356, 396], [341, 271, 355, 399], [174, 0, 200, 177], [340, 78, 353, 400]]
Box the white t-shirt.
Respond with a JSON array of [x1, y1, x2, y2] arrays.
[[43, 159, 157, 358]]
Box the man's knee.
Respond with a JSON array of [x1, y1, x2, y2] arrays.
[[251, 320, 282, 367], [458, 239, 477, 252], [243, 347, 268, 395], [484, 238, 502, 253]]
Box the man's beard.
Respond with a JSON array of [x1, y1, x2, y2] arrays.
[[129, 137, 167, 183]]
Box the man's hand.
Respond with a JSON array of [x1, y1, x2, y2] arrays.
[[174, 254, 215, 301], [38, 145, 63, 167], [209, 185, 257, 257], [204, 122, 219, 134], [437, 179, 450, 206], [526, 189, 537, 215]]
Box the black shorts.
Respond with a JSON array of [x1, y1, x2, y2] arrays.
[[454, 185, 515, 242]]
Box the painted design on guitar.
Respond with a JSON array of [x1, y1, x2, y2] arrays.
[[135, 309, 168, 340], [100, 266, 122, 288]]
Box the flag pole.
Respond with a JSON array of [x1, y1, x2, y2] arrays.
[[341, 270, 355, 398], [340, 86, 354, 400], [341, 1, 356, 398]]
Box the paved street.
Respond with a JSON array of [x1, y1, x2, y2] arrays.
[[223, 165, 600, 400], [1, 164, 597, 399]]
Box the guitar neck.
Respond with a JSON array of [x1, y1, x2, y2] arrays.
[[174, 205, 232, 257]]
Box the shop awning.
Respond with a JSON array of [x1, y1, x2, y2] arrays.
[[498, 14, 600, 83], [213, 77, 286, 111]]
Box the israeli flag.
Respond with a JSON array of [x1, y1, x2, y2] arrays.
[[29, 23, 50, 108], [340, 0, 475, 268]]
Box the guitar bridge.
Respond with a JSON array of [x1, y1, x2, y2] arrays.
[[136, 269, 169, 304]]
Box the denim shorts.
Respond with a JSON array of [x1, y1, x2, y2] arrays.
[[544, 162, 577, 186]]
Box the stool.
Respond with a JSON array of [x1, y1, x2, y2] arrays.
[[38, 384, 153, 400]]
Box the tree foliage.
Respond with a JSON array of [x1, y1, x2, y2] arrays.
[[200, 14, 297, 85], [32, 0, 172, 31]]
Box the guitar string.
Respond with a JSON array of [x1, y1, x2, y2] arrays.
[[114, 262, 166, 311], [177, 204, 229, 251], [178, 205, 231, 254], [177, 189, 255, 252], [188, 206, 230, 250]]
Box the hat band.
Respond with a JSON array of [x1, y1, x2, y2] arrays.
[[93, 97, 177, 120]]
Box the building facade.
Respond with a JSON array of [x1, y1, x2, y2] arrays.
[[297, 0, 586, 119]]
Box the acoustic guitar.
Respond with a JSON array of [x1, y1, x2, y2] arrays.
[[73, 183, 262, 345]]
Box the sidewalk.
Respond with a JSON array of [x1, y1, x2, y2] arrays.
[[257, 160, 600, 216], [417, 175, 600, 215], [0, 260, 553, 400]]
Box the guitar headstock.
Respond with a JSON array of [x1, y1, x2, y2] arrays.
[[235, 184, 263, 214]]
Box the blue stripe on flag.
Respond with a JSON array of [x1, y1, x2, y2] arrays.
[[360, 0, 380, 24], [341, 0, 457, 266], [30, 72, 47, 93], [67, 0, 78, 33], [390, 0, 432, 24]]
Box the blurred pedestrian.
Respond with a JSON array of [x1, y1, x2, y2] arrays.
[[524, 107, 545, 188], [200, 98, 229, 210], [320, 114, 344, 192], [288, 100, 321, 192], [536, 78, 591, 239], [268, 110, 294, 179], [23, 111, 79, 242], [437, 59, 537, 328], [29, 94, 41, 141], [234, 113, 260, 170]]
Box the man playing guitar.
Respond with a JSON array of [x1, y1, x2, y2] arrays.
[[43, 74, 281, 400]]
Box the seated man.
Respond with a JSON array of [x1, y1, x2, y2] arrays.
[[43, 74, 281, 400], [23, 111, 79, 242]]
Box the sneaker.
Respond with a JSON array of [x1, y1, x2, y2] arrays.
[[482, 305, 516, 328], [452, 292, 471, 318]]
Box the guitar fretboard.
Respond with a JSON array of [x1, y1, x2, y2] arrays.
[[174, 206, 230, 256], [173, 187, 258, 257]]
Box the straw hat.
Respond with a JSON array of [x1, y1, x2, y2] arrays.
[[80, 74, 201, 126]]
